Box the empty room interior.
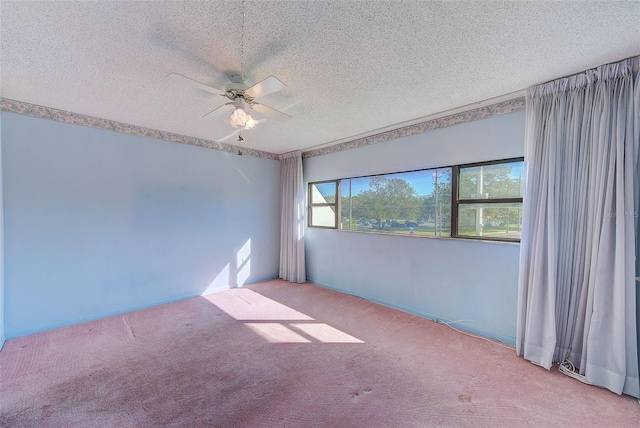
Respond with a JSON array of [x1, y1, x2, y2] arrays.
[[1, 1, 640, 426]]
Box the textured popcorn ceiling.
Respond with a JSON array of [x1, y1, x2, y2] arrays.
[[1, 1, 639, 155]]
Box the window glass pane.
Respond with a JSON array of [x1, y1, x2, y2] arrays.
[[459, 161, 523, 200], [340, 179, 354, 230], [311, 206, 336, 227], [339, 168, 452, 237], [420, 168, 452, 237], [311, 182, 336, 204], [458, 203, 522, 239]]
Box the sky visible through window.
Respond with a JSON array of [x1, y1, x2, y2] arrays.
[[314, 163, 523, 202], [314, 182, 336, 200], [336, 163, 523, 197], [345, 169, 450, 197]]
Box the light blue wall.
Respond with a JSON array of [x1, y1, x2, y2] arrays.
[[303, 111, 525, 344], [2, 112, 280, 338]]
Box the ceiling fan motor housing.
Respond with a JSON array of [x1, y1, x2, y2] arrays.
[[226, 74, 249, 93], [225, 77, 253, 102], [232, 97, 251, 110]]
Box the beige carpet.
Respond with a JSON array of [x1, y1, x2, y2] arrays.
[[1, 279, 639, 427]]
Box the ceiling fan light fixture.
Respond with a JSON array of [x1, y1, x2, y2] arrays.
[[225, 106, 257, 130]]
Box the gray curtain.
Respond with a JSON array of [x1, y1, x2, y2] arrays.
[[517, 56, 640, 397], [279, 151, 306, 283]]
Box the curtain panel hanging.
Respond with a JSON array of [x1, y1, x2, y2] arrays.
[[517, 56, 640, 397], [279, 151, 306, 283]]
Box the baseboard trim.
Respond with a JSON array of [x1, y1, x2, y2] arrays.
[[6, 275, 279, 340], [307, 278, 516, 347]]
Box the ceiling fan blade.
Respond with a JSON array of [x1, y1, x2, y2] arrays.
[[202, 102, 233, 119], [166, 72, 225, 95], [251, 103, 292, 122], [245, 76, 286, 98]]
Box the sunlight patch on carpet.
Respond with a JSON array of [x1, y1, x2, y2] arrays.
[[206, 288, 314, 321], [245, 323, 311, 343], [290, 323, 364, 343]]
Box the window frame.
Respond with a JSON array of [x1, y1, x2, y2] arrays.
[[451, 157, 524, 242], [308, 157, 524, 243], [308, 180, 340, 229]]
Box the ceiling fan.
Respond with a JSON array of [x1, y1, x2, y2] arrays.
[[167, 72, 291, 130]]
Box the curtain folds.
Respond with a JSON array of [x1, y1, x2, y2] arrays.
[[279, 151, 306, 283], [517, 56, 640, 397]]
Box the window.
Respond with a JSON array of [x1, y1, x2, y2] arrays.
[[308, 157, 524, 242], [452, 158, 524, 241], [339, 168, 451, 236], [308, 181, 338, 228]]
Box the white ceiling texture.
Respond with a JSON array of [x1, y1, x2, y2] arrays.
[[1, 1, 639, 155]]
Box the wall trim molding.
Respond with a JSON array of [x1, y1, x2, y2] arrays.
[[302, 97, 526, 159], [0, 98, 280, 160], [1, 97, 525, 162]]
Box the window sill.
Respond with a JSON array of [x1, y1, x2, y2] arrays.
[[308, 226, 521, 245]]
